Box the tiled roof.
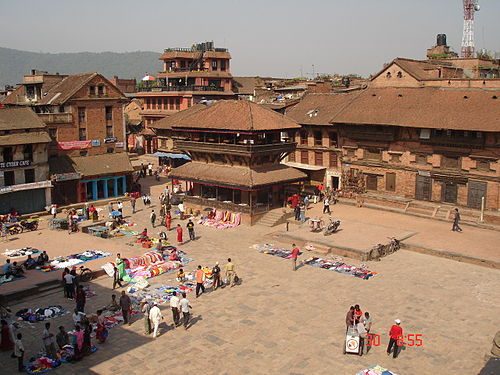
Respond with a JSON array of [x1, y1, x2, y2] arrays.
[[169, 162, 307, 189], [159, 100, 301, 131], [331, 87, 500, 132], [232, 77, 264, 95], [0, 107, 47, 130], [150, 104, 207, 130], [0, 131, 51, 146], [371, 58, 464, 81], [37, 73, 97, 105], [50, 152, 134, 178], [285, 93, 358, 125]]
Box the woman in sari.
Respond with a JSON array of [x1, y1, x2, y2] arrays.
[[165, 211, 172, 230], [0, 320, 14, 351], [82, 321, 92, 356], [95, 310, 108, 343], [72, 325, 84, 360], [176, 224, 183, 244], [115, 254, 126, 280]]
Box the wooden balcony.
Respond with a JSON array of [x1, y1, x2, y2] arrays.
[[140, 85, 224, 93], [38, 113, 73, 124], [174, 140, 297, 156], [182, 195, 270, 215]]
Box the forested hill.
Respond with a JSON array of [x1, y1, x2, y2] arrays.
[[0, 47, 161, 87]]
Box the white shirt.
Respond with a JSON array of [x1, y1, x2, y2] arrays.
[[64, 273, 74, 285], [356, 322, 367, 336], [50, 206, 56, 214], [73, 312, 85, 325], [169, 295, 180, 309], [324, 198, 329, 206], [14, 338, 24, 357], [42, 328, 54, 346], [149, 305, 162, 323], [179, 298, 190, 313], [148, 164, 153, 170], [117, 202, 123, 209]]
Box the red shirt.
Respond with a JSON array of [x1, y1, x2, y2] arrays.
[[389, 325, 403, 340], [291, 247, 300, 259]]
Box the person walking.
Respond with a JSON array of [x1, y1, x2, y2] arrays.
[[165, 211, 172, 230], [119, 290, 132, 326], [112, 266, 123, 290], [42, 322, 57, 359], [63, 270, 75, 300], [14, 333, 25, 372], [387, 319, 403, 358], [195, 265, 205, 298], [212, 262, 221, 290], [187, 219, 196, 241], [323, 196, 330, 214], [130, 197, 136, 214], [169, 292, 180, 327], [294, 204, 300, 221], [150, 210, 156, 228], [75, 285, 86, 312], [225, 258, 236, 287], [149, 303, 163, 338], [148, 163, 153, 176], [451, 208, 463, 232], [176, 224, 183, 244], [50, 204, 57, 219], [291, 244, 300, 271], [299, 202, 306, 222], [117, 201, 123, 214], [141, 301, 151, 335], [179, 293, 192, 330], [116, 254, 126, 281]]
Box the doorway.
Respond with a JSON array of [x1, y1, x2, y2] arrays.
[[331, 176, 340, 190], [415, 175, 432, 201], [442, 182, 458, 204], [467, 181, 487, 209]]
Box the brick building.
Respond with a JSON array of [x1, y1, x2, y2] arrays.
[[0, 107, 52, 213], [108, 76, 137, 94], [2, 70, 133, 205]]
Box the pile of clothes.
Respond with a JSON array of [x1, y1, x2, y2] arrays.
[[255, 244, 302, 259], [25, 357, 61, 374], [355, 365, 398, 375], [302, 257, 377, 280], [198, 210, 241, 229], [15, 305, 68, 322], [3, 247, 40, 258], [0, 274, 25, 284], [40, 250, 111, 272], [128, 283, 195, 305]]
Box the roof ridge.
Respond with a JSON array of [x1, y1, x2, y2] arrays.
[[247, 100, 254, 131]]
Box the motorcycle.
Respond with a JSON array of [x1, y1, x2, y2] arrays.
[[20, 219, 39, 231], [323, 219, 341, 236]]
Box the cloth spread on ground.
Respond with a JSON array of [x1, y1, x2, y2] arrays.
[[3, 247, 40, 258], [101, 249, 192, 283], [356, 365, 398, 375], [127, 282, 195, 305], [39, 250, 111, 272], [15, 305, 68, 322], [25, 346, 98, 374], [0, 274, 26, 284], [198, 210, 241, 229], [255, 243, 377, 280]]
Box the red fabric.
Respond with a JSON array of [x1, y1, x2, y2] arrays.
[[389, 325, 403, 340], [176, 227, 183, 243], [291, 194, 300, 208], [291, 247, 300, 259], [0, 325, 14, 350], [165, 215, 171, 229]]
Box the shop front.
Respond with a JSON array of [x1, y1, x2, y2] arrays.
[[78, 175, 127, 202]]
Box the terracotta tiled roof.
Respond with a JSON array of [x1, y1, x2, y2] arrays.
[[331, 87, 500, 132], [158, 100, 301, 131], [232, 77, 264, 95], [0, 107, 47, 130], [37, 73, 98, 105], [0, 131, 51, 146], [50, 152, 133, 178], [0, 85, 24, 105], [285, 93, 359, 125], [371, 58, 464, 82], [169, 162, 307, 189], [150, 104, 207, 130]]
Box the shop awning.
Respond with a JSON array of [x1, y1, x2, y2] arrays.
[[152, 152, 191, 160], [49, 153, 134, 178], [283, 161, 327, 171]]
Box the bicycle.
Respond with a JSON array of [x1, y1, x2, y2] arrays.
[[78, 266, 93, 283]]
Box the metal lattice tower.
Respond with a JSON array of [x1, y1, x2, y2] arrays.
[[461, 0, 480, 58]]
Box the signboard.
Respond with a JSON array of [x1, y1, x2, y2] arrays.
[[104, 137, 117, 144], [115, 142, 124, 148], [55, 172, 82, 182], [91, 139, 101, 147], [57, 140, 92, 150], [418, 170, 431, 177], [0, 180, 52, 194], [0, 160, 31, 169]]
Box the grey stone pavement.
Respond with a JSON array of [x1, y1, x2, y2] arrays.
[[0, 176, 499, 375]]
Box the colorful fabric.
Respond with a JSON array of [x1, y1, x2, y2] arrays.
[[39, 250, 111, 272], [15, 305, 68, 322], [3, 247, 40, 258], [355, 365, 398, 375], [198, 210, 241, 229]]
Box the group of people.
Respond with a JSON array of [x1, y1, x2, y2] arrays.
[[346, 305, 373, 354], [1, 251, 49, 279]]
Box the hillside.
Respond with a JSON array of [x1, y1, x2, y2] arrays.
[[0, 47, 162, 87]]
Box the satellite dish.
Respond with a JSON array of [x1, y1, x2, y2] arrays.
[[474, 4, 480, 11]]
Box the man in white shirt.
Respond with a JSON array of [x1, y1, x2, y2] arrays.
[[14, 332, 25, 372], [323, 197, 330, 214], [72, 308, 86, 326], [42, 322, 57, 359], [169, 292, 180, 328], [179, 293, 192, 330], [64, 272, 75, 299], [149, 302, 163, 338], [356, 320, 368, 354], [148, 163, 153, 176]]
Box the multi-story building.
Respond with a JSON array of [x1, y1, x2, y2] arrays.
[[1, 70, 133, 205], [0, 107, 52, 213], [164, 100, 307, 224]]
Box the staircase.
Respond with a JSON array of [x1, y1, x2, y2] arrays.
[[257, 208, 292, 227]]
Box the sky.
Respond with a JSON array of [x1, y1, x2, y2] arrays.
[[1, 0, 499, 78]]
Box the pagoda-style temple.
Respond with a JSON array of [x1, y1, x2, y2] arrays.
[[166, 100, 307, 224]]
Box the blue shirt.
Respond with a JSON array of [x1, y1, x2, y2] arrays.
[[3, 263, 12, 274]]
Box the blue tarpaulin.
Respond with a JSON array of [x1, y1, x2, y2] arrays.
[[152, 152, 191, 160]]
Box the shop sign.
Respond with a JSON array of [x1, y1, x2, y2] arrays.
[[418, 170, 431, 177], [57, 140, 92, 150], [104, 137, 117, 144], [0, 180, 52, 194], [55, 172, 82, 182], [115, 142, 124, 148], [92, 139, 101, 147], [0, 160, 31, 169]]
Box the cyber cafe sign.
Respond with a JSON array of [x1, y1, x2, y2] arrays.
[[0, 160, 31, 169]]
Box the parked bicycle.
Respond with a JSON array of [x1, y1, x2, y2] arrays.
[[78, 266, 93, 283]]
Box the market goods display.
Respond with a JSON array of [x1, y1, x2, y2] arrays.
[[39, 250, 111, 272], [3, 247, 40, 258]]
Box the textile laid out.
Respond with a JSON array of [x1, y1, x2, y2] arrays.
[[355, 365, 398, 375], [0, 274, 26, 285], [15, 305, 68, 322], [198, 210, 241, 229], [101, 249, 192, 283], [83, 285, 96, 298], [128, 283, 195, 305], [3, 247, 40, 258], [254, 243, 377, 280], [25, 357, 61, 374], [39, 250, 111, 272]]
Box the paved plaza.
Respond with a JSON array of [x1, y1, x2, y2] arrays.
[[0, 177, 499, 374]]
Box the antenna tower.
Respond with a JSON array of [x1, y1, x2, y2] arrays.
[[461, 0, 480, 58]]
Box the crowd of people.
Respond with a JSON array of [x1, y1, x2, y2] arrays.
[[1, 251, 49, 280]]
